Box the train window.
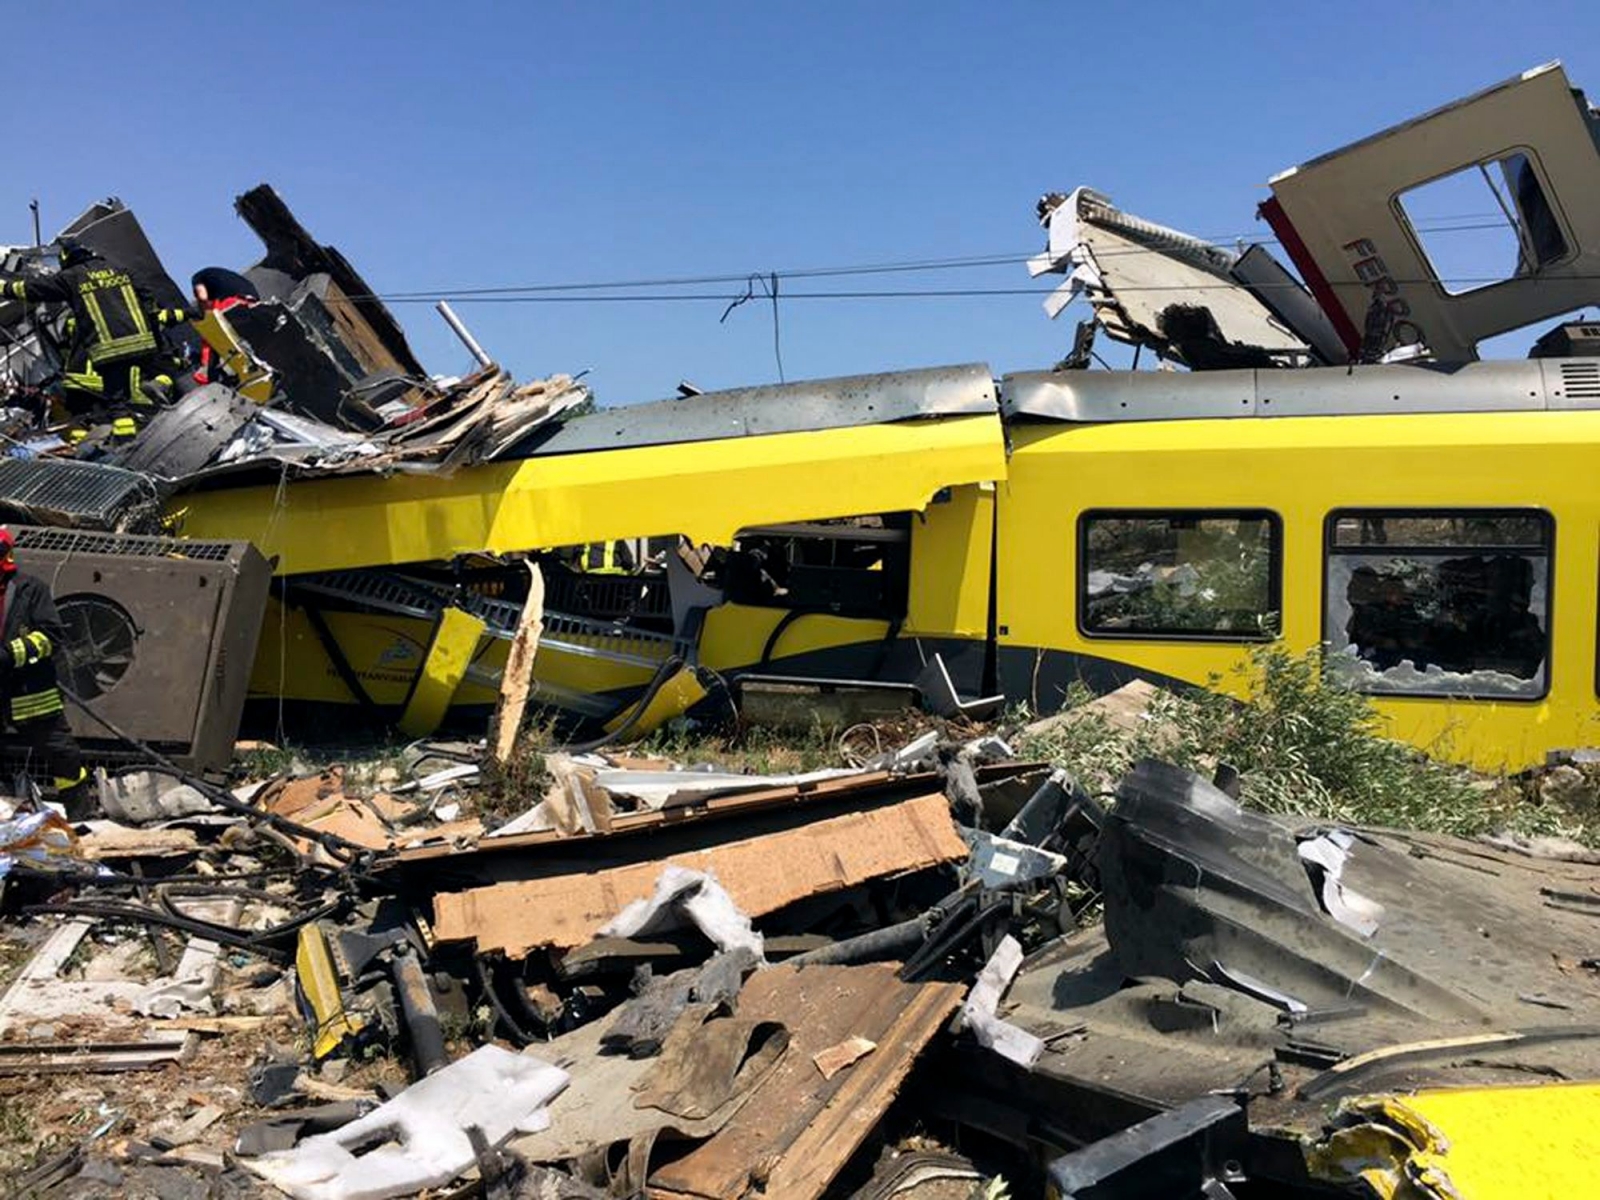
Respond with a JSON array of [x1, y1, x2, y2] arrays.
[[1078, 511, 1280, 640], [1324, 509, 1551, 699]]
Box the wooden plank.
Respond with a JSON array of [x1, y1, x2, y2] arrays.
[[645, 964, 964, 1200], [393, 770, 901, 862], [432, 793, 967, 957], [490, 563, 545, 767]]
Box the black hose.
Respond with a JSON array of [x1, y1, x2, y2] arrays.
[[557, 654, 685, 754], [472, 954, 534, 1046]]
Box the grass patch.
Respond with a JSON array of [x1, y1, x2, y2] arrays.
[[1017, 646, 1593, 843]]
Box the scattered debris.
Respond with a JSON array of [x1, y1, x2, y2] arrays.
[[3, 61, 1600, 1200]]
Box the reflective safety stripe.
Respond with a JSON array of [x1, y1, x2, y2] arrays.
[[87, 331, 157, 362], [11, 688, 64, 719], [129, 364, 150, 406], [4, 280, 25, 301], [8, 637, 25, 668], [53, 768, 88, 792], [81, 287, 114, 344], [111, 416, 138, 436], [63, 370, 104, 394], [25, 631, 51, 660]]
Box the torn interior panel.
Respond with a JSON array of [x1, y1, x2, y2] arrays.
[[1028, 187, 1323, 368], [235, 183, 426, 380]]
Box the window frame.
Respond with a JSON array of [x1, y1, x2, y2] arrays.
[[1075, 507, 1284, 643], [1321, 506, 1555, 703], [1394, 148, 1576, 300]]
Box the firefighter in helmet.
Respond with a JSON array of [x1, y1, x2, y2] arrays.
[[0, 529, 90, 817], [0, 237, 196, 433]]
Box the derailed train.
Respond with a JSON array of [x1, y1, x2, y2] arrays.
[[8, 62, 1600, 773]]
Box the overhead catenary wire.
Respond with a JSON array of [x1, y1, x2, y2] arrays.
[[338, 215, 1524, 305]]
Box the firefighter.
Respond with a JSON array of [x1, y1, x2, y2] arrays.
[[583, 540, 636, 574], [0, 237, 196, 428], [0, 529, 90, 818]]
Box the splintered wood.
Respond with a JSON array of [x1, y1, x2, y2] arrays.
[[431, 792, 967, 957], [646, 964, 963, 1200]]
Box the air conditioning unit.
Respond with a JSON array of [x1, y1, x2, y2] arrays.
[[11, 526, 272, 770]]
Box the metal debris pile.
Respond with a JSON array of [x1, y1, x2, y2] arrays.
[[0, 690, 1597, 1199]]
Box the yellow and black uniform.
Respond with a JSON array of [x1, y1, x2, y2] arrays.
[[0, 569, 89, 817], [0, 249, 194, 415], [583, 540, 636, 574]]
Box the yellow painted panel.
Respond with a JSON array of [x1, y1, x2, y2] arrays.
[[173, 414, 1007, 577], [699, 604, 891, 672], [908, 482, 994, 638], [1396, 1082, 1600, 1197], [602, 665, 708, 736], [998, 411, 1600, 771], [1316, 1083, 1600, 1199], [399, 608, 487, 737]]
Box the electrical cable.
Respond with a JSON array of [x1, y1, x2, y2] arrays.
[[59, 684, 374, 863], [555, 653, 686, 754]]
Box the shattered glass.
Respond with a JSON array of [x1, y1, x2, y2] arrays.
[[1325, 511, 1550, 697]]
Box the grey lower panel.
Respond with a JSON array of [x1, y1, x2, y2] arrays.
[[995, 644, 1194, 716]]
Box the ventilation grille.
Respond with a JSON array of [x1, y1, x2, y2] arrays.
[[1559, 361, 1600, 400], [12, 525, 235, 561], [0, 457, 157, 526]]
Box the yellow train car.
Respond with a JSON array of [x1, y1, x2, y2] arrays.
[[172, 356, 1600, 771], [995, 359, 1600, 772]]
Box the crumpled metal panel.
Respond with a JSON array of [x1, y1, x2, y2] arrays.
[[528, 363, 998, 456]]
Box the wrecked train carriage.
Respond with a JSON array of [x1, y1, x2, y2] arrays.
[[162, 349, 1600, 773], [166, 364, 1009, 735]]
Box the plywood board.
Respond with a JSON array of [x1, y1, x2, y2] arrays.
[[433, 792, 965, 957]]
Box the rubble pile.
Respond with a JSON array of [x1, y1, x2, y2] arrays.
[[2, 61, 1600, 1198], [0, 692, 1596, 1199]]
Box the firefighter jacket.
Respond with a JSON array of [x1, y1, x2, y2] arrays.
[[0, 262, 193, 369], [0, 572, 68, 726]]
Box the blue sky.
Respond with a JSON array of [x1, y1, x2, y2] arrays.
[[6, 3, 1598, 403]]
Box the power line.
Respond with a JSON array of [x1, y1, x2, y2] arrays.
[[380, 273, 1600, 306], [360, 215, 1519, 302]]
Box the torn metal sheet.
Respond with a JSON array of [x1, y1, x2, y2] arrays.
[[595, 864, 765, 960], [960, 935, 1044, 1068], [1298, 830, 1384, 937], [591, 764, 867, 810], [997, 760, 1600, 1134], [529, 363, 997, 456], [1028, 187, 1317, 369], [432, 791, 968, 957], [236, 183, 426, 381], [1266, 62, 1600, 362]]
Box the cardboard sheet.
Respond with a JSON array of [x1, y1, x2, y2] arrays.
[[432, 792, 965, 957]]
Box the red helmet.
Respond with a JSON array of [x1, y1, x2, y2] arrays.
[[0, 527, 15, 575]]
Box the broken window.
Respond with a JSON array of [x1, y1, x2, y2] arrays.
[[709, 516, 912, 621], [1078, 511, 1280, 639], [1397, 153, 1570, 296], [1324, 510, 1551, 698]]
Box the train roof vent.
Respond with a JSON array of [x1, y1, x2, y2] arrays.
[[1558, 360, 1600, 400]]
